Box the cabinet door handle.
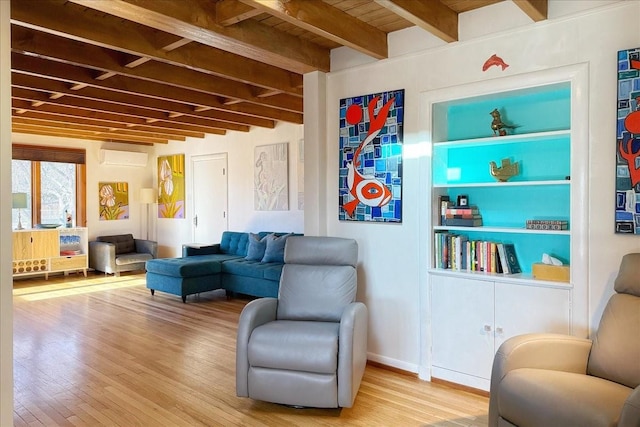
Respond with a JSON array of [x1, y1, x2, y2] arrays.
[[495, 327, 504, 334], [483, 324, 492, 332]]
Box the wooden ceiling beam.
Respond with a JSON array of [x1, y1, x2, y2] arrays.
[[512, 0, 548, 22], [11, 53, 290, 126], [11, 0, 303, 96], [12, 108, 204, 139], [11, 73, 249, 132], [11, 98, 224, 136], [216, 0, 263, 26], [374, 0, 458, 42], [12, 86, 246, 133], [12, 123, 167, 145], [11, 26, 303, 113], [12, 54, 301, 125], [67, 0, 330, 73], [13, 116, 187, 142], [240, 0, 388, 59]]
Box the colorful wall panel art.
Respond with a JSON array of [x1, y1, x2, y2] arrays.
[[158, 153, 185, 219], [615, 47, 640, 233], [98, 182, 129, 221], [339, 89, 404, 222]]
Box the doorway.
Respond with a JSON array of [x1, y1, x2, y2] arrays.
[[191, 153, 228, 244]]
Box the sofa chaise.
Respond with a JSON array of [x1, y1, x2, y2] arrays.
[[145, 231, 299, 302]]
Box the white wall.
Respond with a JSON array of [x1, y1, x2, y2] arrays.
[[318, 0, 640, 373], [1, 1, 14, 424], [153, 122, 305, 257]]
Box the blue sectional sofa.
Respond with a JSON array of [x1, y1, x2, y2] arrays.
[[145, 231, 298, 302]]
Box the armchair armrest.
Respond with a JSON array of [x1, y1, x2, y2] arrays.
[[134, 239, 158, 258], [489, 333, 592, 426], [182, 244, 220, 257], [620, 385, 640, 427], [88, 241, 116, 274], [236, 298, 278, 397], [338, 302, 368, 408]]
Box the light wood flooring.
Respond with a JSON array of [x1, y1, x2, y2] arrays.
[[13, 272, 488, 426]]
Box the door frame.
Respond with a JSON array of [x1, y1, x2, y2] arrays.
[[190, 153, 228, 243]]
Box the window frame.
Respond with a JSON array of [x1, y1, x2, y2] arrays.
[[12, 144, 87, 227]]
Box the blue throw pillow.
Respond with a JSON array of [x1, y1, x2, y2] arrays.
[[261, 233, 292, 263], [245, 233, 270, 261]]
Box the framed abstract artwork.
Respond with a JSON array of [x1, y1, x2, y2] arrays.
[[158, 153, 185, 219], [339, 89, 404, 222], [615, 47, 640, 233], [297, 138, 304, 210], [254, 142, 289, 211], [98, 182, 129, 221]]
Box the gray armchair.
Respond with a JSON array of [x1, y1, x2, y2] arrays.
[[236, 236, 368, 408], [489, 253, 640, 427], [89, 233, 157, 276]]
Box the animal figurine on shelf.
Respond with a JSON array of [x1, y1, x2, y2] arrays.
[[490, 158, 519, 182], [490, 108, 517, 136]]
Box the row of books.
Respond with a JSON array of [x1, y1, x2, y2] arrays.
[[434, 232, 522, 274]]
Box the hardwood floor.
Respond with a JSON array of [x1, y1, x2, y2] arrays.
[[13, 273, 488, 426]]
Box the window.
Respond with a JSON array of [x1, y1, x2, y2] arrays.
[[12, 145, 86, 229]]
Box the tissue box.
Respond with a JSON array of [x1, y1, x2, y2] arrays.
[[532, 263, 570, 283]]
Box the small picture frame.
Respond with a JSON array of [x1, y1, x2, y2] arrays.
[[457, 194, 469, 207]]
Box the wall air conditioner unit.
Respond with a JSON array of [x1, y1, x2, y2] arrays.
[[99, 149, 148, 167]]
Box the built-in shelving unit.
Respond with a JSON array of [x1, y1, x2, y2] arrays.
[[420, 64, 589, 391]]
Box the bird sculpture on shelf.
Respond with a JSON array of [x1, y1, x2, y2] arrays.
[[490, 158, 519, 182], [490, 108, 518, 136]]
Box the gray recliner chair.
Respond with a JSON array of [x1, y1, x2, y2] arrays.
[[489, 253, 640, 427], [236, 236, 368, 408]]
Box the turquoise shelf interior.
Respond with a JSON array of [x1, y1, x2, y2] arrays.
[[433, 82, 571, 142], [446, 185, 570, 227], [433, 136, 570, 185]]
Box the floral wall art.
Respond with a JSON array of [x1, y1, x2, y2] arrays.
[[254, 142, 289, 211], [339, 89, 404, 222], [158, 153, 185, 219], [616, 47, 640, 233], [98, 182, 129, 221]]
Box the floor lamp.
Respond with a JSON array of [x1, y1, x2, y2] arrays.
[[139, 188, 156, 240], [12, 192, 27, 230]]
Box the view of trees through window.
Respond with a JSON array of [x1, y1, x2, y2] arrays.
[[12, 159, 77, 229]]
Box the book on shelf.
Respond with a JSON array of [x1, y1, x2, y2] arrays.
[[438, 195, 451, 226], [445, 206, 479, 215], [503, 243, 522, 274], [443, 217, 483, 227], [496, 243, 510, 274]]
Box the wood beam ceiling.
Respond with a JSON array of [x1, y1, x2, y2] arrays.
[[8, 0, 548, 146]]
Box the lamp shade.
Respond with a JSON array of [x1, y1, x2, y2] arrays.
[[12, 192, 27, 209], [139, 188, 156, 204]]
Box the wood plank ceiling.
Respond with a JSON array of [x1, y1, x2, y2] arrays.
[[10, 0, 547, 146]]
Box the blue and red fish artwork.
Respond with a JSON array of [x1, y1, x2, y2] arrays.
[[339, 90, 404, 222], [615, 47, 640, 233]]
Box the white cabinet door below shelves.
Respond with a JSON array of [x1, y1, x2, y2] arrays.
[[431, 276, 494, 379], [494, 282, 571, 350], [430, 275, 572, 390]]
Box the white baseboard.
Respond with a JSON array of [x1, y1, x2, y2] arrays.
[[367, 352, 420, 374]]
